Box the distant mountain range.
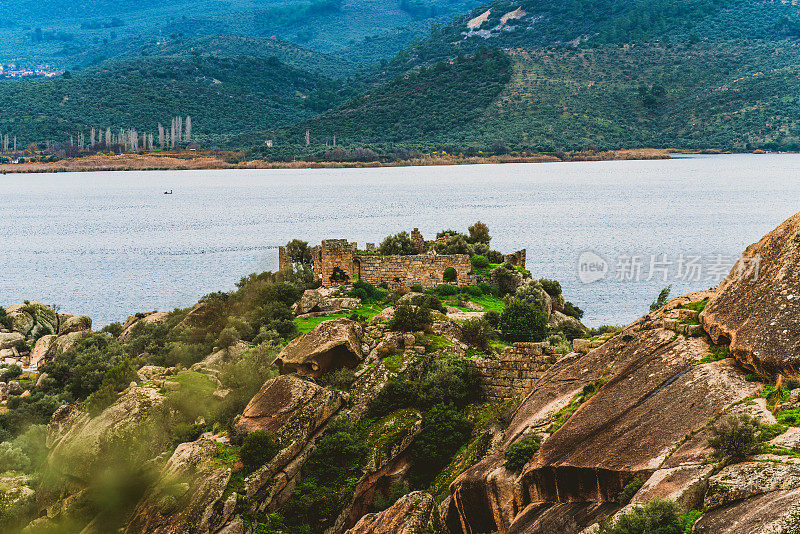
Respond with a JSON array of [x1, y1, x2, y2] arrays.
[[0, 0, 798, 153]]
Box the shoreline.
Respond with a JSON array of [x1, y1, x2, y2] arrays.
[[0, 148, 688, 174]]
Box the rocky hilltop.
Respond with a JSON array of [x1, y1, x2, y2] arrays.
[[2, 216, 800, 533]]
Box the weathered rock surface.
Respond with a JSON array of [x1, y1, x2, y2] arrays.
[[701, 210, 800, 378], [48, 385, 169, 482], [58, 314, 92, 335], [694, 486, 800, 534], [0, 332, 26, 351], [346, 491, 444, 534], [30, 334, 57, 369], [704, 461, 800, 510], [446, 292, 758, 534], [5, 302, 58, 337], [292, 288, 361, 316], [273, 318, 363, 377], [236, 375, 343, 513], [52, 330, 92, 355], [235, 374, 341, 437], [125, 437, 235, 534]]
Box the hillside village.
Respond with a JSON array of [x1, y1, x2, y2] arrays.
[[1, 217, 800, 532]]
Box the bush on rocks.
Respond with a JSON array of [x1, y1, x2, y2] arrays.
[[499, 299, 548, 342], [504, 434, 541, 471], [240, 429, 281, 473], [598, 498, 683, 534], [461, 318, 495, 351], [708, 414, 762, 464], [389, 304, 432, 332]]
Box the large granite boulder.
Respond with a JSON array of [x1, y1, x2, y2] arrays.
[[125, 437, 236, 534], [0, 332, 26, 351], [58, 314, 92, 335], [52, 330, 93, 354], [701, 210, 800, 379], [234, 374, 341, 437], [694, 486, 800, 534], [346, 491, 444, 534], [273, 318, 363, 378], [48, 385, 169, 482], [445, 292, 759, 534], [233, 375, 343, 512], [5, 302, 58, 338], [292, 288, 361, 316]]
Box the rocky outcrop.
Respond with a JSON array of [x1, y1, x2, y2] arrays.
[[120, 311, 170, 341], [30, 334, 57, 369], [0, 332, 26, 351], [446, 292, 758, 533], [235, 375, 343, 513], [273, 318, 363, 378], [58, 314, 92, 335], [293, 288, 361, 316], [48, 385, 169, 482], [125, 437, 236, 534], [694, 486, 800, 534], [5, 302, 58, 338], [346, 491, 444, 534], [700, 210, 800, 379], [235, 374, 342, 437]]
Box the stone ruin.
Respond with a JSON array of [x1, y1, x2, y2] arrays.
[[279, 228, 527, 291]]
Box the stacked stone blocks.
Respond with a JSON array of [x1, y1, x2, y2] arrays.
[[470, 342, 557, 401]]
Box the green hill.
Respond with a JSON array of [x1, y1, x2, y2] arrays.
[[0, 54, 342, 144], [247, 1, 800, 154]]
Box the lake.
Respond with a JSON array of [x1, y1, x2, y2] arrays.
[[1, 153, 799, 327]]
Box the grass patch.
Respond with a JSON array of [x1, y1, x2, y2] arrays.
[[777, 408, 800, 426], [680, 299, 708, 313], [382, 353, 405, 372], [294, 302, 389, 334], [212, 442, 240, 469], [680, 316, 701, 326], [166, 371, 218, 396], [699, 345, 732, 364], [546, 380, 605, 433], [421, 334, 453, 352]]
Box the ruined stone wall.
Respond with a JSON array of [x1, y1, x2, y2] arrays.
[[312, 240, 358, 286], [470, 342, 556, 401], [504, 249, 527, 268], [355, 253, 475, 289], [278, 246, 291, 272]]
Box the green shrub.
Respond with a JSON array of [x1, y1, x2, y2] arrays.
[[539, 279, 562, 297], [463, 285, 482, 297], [470, 255, 490, 269], [435, 284, 459, 296], [389, 303, 432, 332], [240, 429, 281, 473], [410, 294, 445, 313], [487, 250, 504, 264], [599, 498, 683, 534], [504, 434, 541, 471], [468, 222, 491, 244], [321, 367, 357, 391], [85, 360, 137, 416], [650, 285, 672, 311], [491, 265, 520, 296], [410, 284, 424, 293], [101, 322, 124, 337], [349, 280, 379, 301], [172, 422, 205, 445], [708, 414, 762, 464], [563, 301, 584, 320], [435, 234, 473, 256], [0, 441, 31, 473], [499, 299, 548, 342], [477, 282, 499, 296], [378, 232, 417, 255], [461, 318, 495, 350], [558, 323, 586, 341], [1, 365, 22, 381], [443, 267, 457, 283], [408, 403, 473, 488], [617, 476, 645, 504], [484, 310, 501, 328]]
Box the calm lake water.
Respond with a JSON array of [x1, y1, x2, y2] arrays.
[[1, 154, 799, 327]]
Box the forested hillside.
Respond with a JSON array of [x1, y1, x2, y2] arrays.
[[0, 0, 484, 68], [0, 54, 345, 144]]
